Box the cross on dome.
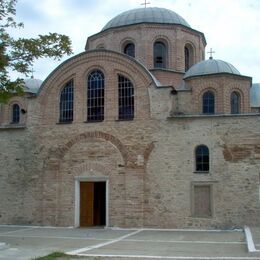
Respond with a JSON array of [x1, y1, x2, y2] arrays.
[[207, 48, 215, 59], [141, 0, 151, 8], [30, 67, 35, 79]]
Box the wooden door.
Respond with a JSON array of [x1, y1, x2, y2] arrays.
[[80, 182, 94, 227]]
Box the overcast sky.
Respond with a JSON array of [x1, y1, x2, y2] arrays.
[[14, 0, 260, 83]]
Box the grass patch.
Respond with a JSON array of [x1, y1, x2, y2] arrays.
[[33, 252, 68, 259], [33, 251, 101, 259]]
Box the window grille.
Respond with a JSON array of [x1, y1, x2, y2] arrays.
[[124, 43, 135, 57], [12, 104, 20, 124], [87, 70, 104, 122], [203, 91, 215, 114], [154, 42, 166, 68], [59, 80, 74, 122], [118, 75, 134, 120], [231, 91, 240, 114], [195, 145, 209, 172]]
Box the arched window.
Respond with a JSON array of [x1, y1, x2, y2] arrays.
[[154, 41, 167, 68], [12, 104, 20, 124], [203, 91, 215, 114], [185, 44, 194, 71], [124, 43, 135, 57], [195, 145, 209, 172], [118, 75, 134, 120], [185, 47, 190, 71], [230, 91, 241, 114], [87, 70, 105, 122], [59, 80, 74, 123]]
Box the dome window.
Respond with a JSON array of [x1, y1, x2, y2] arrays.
[[184, 44, 194, 72], [124, 43, 135, 58], [154, 41, 167, 69], [230, 91, 241, 114], [202, 91, 215, 114]]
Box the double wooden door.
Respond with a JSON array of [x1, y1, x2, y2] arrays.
[[80, 182, 106, 227]]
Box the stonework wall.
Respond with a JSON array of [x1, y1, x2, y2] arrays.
[[0, 50, 259, 229]]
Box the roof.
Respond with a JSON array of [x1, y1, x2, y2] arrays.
[[102, 7, 191, 31], [24, 78, 42, 94], [250, 83, 260, 107], [183, 58, 241, 79]]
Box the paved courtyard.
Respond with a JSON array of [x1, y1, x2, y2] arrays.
[[0, 226, 259, 259]]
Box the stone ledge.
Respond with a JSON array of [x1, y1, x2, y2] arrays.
[[0, 124, 26, 130], [168, 113, 260, 119]]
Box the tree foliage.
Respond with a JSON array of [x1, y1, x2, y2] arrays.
[[0, 0, 73, 102]]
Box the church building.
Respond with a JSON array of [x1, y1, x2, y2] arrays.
[[0, 7, 259, 229]]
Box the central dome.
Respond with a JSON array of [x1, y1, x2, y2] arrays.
[[102, 7, 191, 31]]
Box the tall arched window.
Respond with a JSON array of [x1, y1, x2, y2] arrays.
[[185, 47, 190, 72], [118, 75, 134, 120], [195, 145, 209, 172], [230, 91, 241, 114], [59, 80, 74, 123], [203, 91, 215, 114], [154, 41, 167, 68], [87, 70, 105, 122], [12, 104, 20, 124], [124, 43, 135, 57], [185, 44, 194, 71]]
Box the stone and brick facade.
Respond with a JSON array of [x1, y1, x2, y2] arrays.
[[0, 7, 259, 229]]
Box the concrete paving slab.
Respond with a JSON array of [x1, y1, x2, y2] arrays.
[[0, 226, 31, 234], [0, 236, 108, 260], [0, 226, 131, 240], [0, 226, 259, 259]]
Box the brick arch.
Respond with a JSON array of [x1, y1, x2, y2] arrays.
[[38, 50, 155, 100], [195, 82, 221, 113], [56, 131, 129, 165], [71, 161, 112, 176], [225, 82, 249, 113]]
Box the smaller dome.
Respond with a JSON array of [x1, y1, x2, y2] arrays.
[[24, 78, 42, 94], [102, 7, 190, 31], [184, 59, 241, 79], [250, 83, 260, 107]]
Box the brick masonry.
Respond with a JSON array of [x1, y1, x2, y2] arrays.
[[0, 16, 259, 229]]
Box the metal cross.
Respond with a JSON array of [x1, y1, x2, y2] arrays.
[[30, 67, 35, 78], [207, 48, 215, 59], [141, 0, 151, 8]]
